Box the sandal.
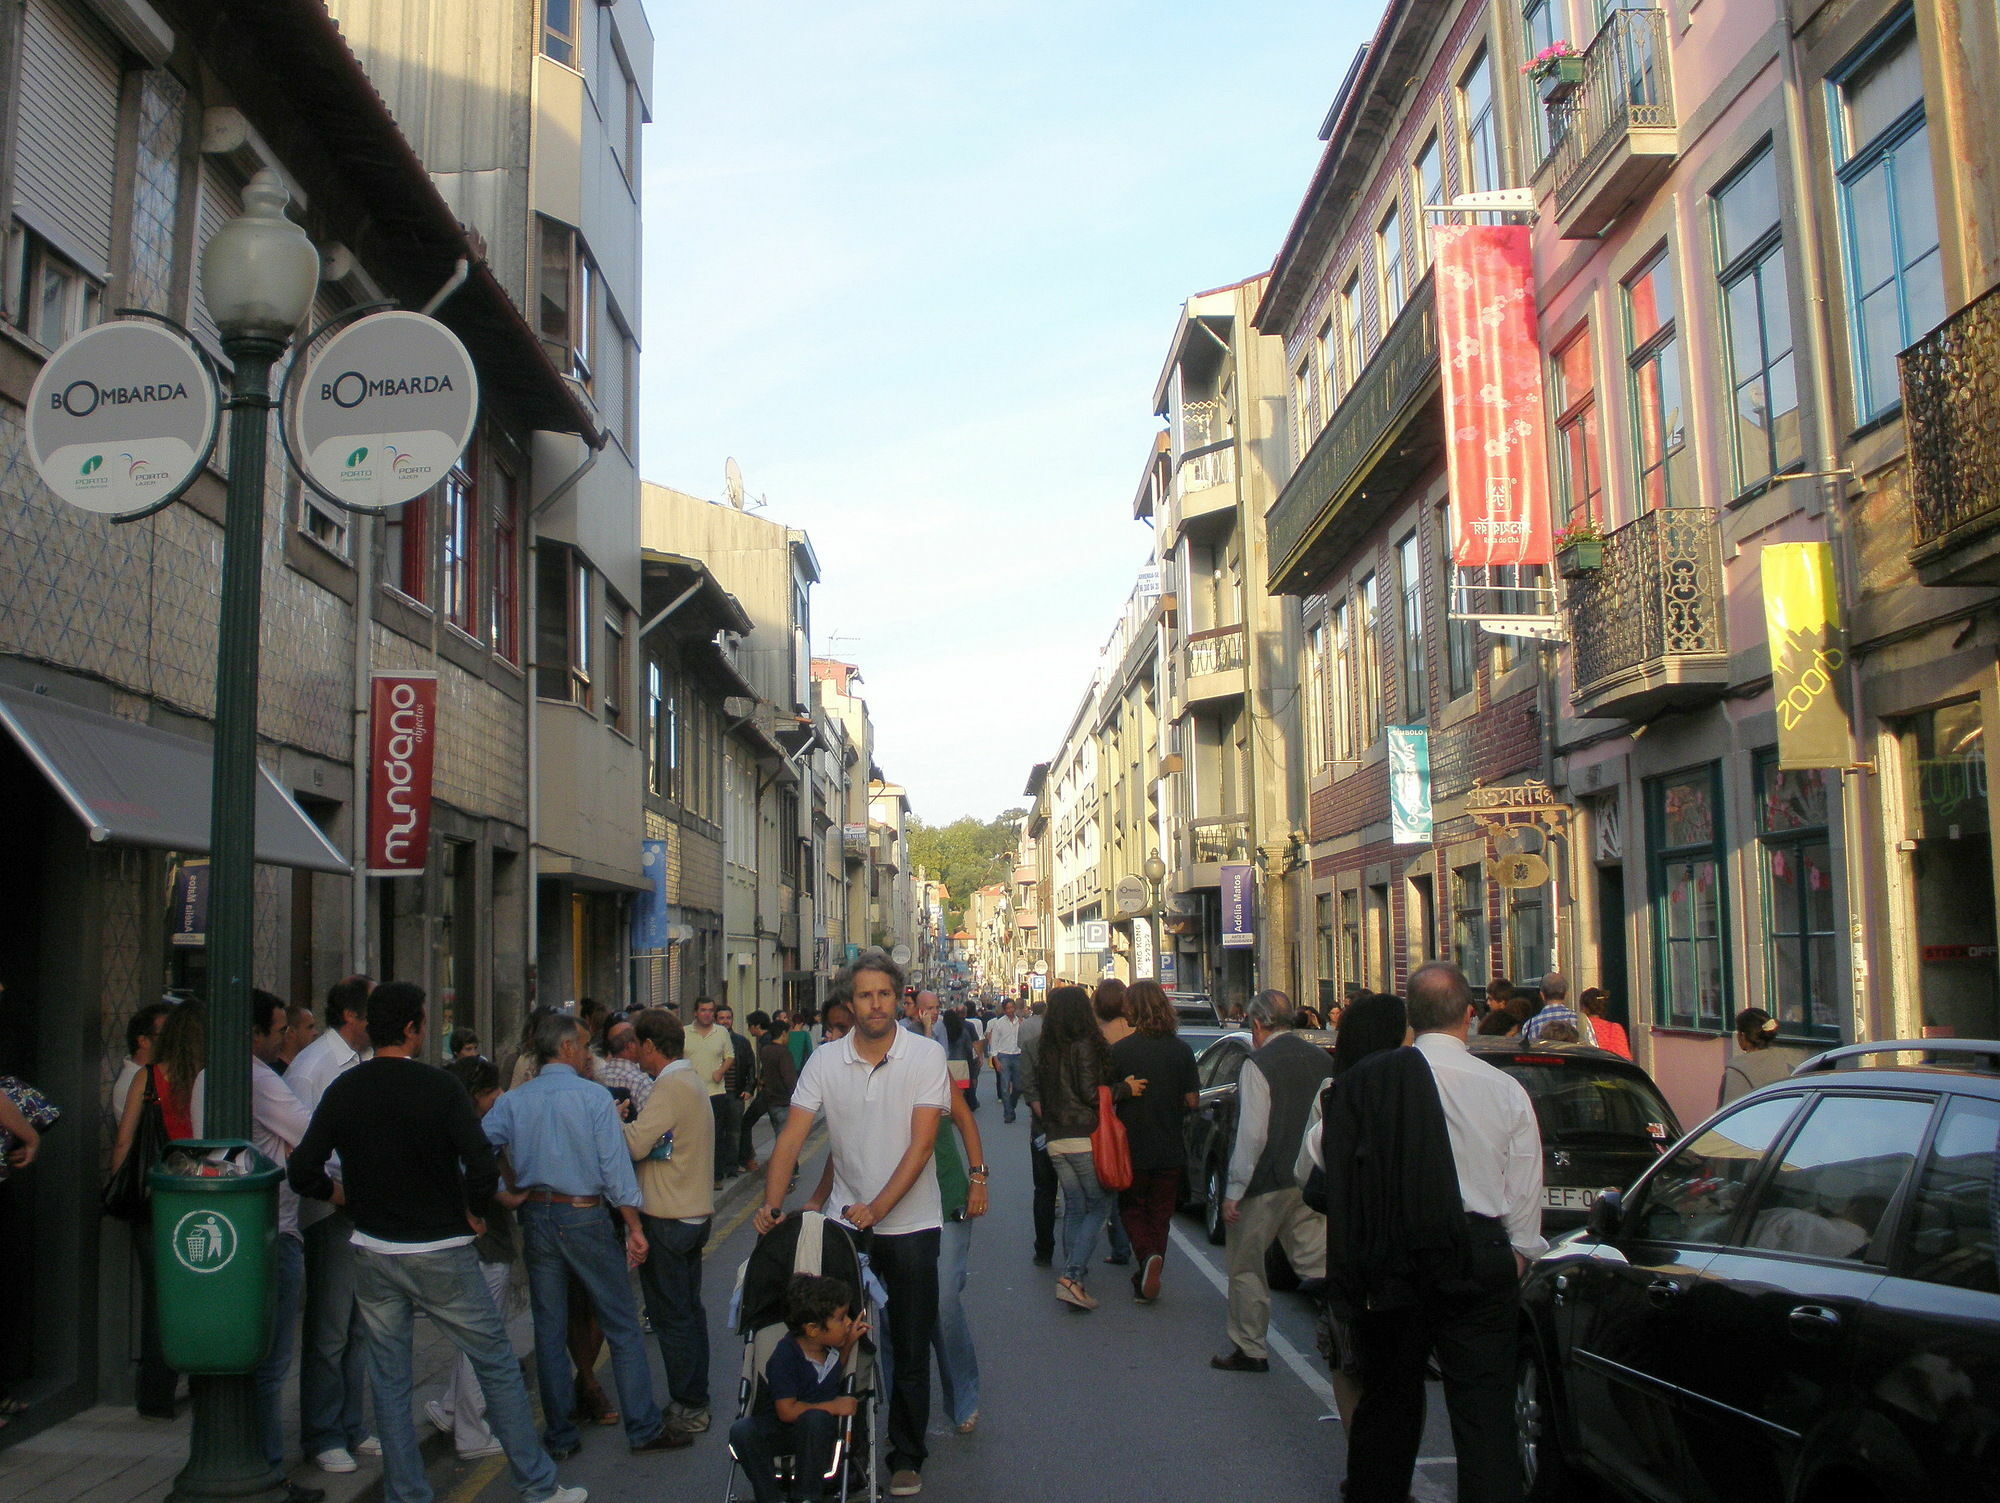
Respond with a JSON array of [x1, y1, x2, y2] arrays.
[[0, 1397, 28, 1416], [1055, 1277, 1097, 1311]]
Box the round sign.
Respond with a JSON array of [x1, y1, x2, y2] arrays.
[[169, 1208, 239, 1274], [1113, 875, 1149, 917], [292, 310, 478, 510], [1493, 852, 1550, 890], [890, 943, 913, 967], [25, 320, 217, 517]]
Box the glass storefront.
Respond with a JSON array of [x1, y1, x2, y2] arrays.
[[1905, 703, 1998, 1039]]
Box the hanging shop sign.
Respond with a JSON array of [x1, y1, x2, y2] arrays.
[[1388, 724, 1434, 844], [1762, 541, 1852, 771], [1493, 852, 1550, 890], [25, 319, 218, 518], [367, 671, 438, 876], [1220, 862, 1256, 949], [634, 840, 670, 950], [1112, 875, 1149, 917], [1132, 915, 1157, 979], [1435, 223, 1553, 569], [169, 858, 210, 947], [292, 310, 478, 510]]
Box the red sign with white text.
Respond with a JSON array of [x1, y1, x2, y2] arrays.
[[368, 671, 437, 876], [1436, 223, 1553, 568]]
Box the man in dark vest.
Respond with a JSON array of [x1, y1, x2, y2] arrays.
[[1211, 989, 1335, 1372]]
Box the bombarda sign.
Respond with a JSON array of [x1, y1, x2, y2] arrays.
[[368, 671, 438, 876], [25, 320, 218, 517], [295, 310, 477, 510]]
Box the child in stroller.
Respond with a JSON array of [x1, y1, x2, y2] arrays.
[[725, 1212, 881, 1503]]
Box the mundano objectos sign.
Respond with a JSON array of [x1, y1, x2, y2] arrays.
[[294, 311, 478, 510], [368, 671, 437, 876], [25, 320, 218, 517]]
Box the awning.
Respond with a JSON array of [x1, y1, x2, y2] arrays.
[[0, 685, 351, 874]]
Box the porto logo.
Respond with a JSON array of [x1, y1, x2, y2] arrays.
[[80, 454, 103, 475], [169, 1210, 239, 1274], [346, 446, 369, 468]]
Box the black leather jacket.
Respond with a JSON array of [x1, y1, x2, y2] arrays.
[[1030, 1037, 1119, 1139]]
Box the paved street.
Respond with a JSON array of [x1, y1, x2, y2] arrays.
[[410, 1108, 1453, 1503]]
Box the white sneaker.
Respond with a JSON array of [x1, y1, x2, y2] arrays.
[[355, 1435, 383, 1457], [315, 1448, 357, 1474], [538, 1489, 588, 1503], [424, 1400, 454, 1436], [457, 1441, 504, 1459]]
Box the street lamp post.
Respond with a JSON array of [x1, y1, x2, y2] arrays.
[[1143, 854, 1168, 986], [174, 169, 320, 1503]]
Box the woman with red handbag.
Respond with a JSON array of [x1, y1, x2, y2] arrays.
[[1027, 987, 1145, 1311]]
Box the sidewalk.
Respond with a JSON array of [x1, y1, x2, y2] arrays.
[[0, 1153, 787, 1503]]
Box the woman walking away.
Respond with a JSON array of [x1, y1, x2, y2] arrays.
[[1299, 991, 1408, 1428], [1112, 981, 1198, 1303], [1718, 1007, 1805, 1104], [1090, 979, 1136, 1265], [1030, 986, 1144, 1311], [1579, 989, 1630, 1059]]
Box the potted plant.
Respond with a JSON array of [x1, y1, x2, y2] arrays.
[[1522, 41, 1584, 104], [1554, 517, 1605, 577]]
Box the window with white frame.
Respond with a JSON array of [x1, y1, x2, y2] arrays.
[[1712, 146, 1802, 490]]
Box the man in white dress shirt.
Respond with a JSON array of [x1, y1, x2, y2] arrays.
[[1328, 961, 1544, 1503]]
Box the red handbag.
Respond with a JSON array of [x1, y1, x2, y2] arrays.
[[1091, 1084, 1133, 1192]]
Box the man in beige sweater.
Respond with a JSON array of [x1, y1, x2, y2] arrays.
[[624, 1009, 718, 1436]]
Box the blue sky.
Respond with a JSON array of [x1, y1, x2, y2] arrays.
[[638, 0, 1372, 822]]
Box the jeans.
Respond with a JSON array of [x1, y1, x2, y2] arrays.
[[519, 1201, 664, 1452], [1119, 1168, 1181, 1271], [638, 1214, 711, 1409], [730, 1409, 839, 1503], [352, 1243, 560, 1503], [433, 1258, 513, 1454], [256, 1232, 306, 1469], [865, 1227, 939, 1474], [995, 1056, 1021, 1119], [1029, 1131, 1056, 1262], [300, 1210, 370, 1454], [929, 1218, 979, 1427], [1345, 1218, 1523, 1503], [1049, 1150, 1112, 1284], [712, 1095, 744, 1180]]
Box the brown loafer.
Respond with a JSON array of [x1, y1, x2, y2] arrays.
[[1210, 1347, 1270, 1372], [631, 1426, 693, 1452]]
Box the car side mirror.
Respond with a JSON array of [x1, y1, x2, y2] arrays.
[[1586, 1188, 1624, 1241]]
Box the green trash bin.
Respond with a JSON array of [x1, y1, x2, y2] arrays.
[[148, 1139, 282, 1374]]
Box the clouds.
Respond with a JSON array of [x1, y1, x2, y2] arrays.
[[638, 0, 1368, 819]]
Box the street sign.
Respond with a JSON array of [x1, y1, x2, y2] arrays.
[[1132, 917, 1156, 979], [25, 319, 218, 517], [1081, 920, 1110, 949], [1033, 961, 1049, 975], [1113, 875, 1149, 917], [891, 943, 913, 966], [1027, 973, 1046, 991], [291, 310, 478, 510], [1221, 863, 1256, 949]]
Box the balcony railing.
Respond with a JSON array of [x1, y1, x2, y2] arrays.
[[1543, 7, 1676, 237], [1267, 274, 1438, 592], [1906, 282, 2000, 567], [1174, 439, 1236, 506], [1190, 816, 1251, 866], [1565, 507, 1727, 719], [1184, 624, 1247, 679]]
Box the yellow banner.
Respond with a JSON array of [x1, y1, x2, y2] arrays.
[[1762, 542, 1850, 770]]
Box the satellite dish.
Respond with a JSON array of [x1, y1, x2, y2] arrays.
[[724, 457, 745, 509]]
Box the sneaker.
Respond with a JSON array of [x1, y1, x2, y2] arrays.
[[668, 1403, 711, 1433], [535, 1489, 588, 1503], [1141, 1253, 1164, 1302], [314, 1448, 358, 1474], [457, 1442, 504, 1460], [354, 1435, 383, 1457], [424, 1400, 454, 1436], [888, 1470, 923, 1497]]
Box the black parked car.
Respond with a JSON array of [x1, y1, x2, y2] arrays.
[[1517, 1039, 2000, 1503]]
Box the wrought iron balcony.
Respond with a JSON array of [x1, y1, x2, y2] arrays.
[[1173, 439, 1237, 524], [1564, 507, 1727, 720], [1267, 274, 1440, 595], [1189, 815, 1252, 867], [1543, 7, 1677, 240], [1906, 282, 2000, 584], [1184, 624, 1247, 679]]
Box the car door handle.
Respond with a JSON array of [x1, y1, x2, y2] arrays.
[[1645, 1278, 1682, 1308], [1787, 1304, 1842, 1341]]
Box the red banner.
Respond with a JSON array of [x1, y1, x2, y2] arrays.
[[367, 671, 437, 876], [1436, 223, 1553, 568]]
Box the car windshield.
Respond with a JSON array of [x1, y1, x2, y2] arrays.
[[1502, 1059, 1678, 1145]]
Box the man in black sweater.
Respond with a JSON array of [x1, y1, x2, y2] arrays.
[[291, 984, 584, 1503]]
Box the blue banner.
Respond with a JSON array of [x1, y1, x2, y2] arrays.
[[1388, 725, 1433, 844], [634, 840, 669, 950]]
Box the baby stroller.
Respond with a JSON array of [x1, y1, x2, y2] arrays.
[[723, 1212, 882, 1503]]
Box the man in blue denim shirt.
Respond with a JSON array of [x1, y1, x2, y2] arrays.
[[482, 1011, 686, 1460]]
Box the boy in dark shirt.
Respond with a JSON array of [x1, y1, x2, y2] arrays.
[[729, 1274, 867, 1503]]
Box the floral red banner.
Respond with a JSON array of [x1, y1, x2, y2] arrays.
[[1435, 223, 1553, 568], [367, 671, 437, 876]]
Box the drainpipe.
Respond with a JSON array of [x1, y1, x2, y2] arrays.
[[1777, 7, 1877, 1041], [524, 429, 605, 999]]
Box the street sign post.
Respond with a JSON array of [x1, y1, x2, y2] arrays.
[[1081, 920, 1110, 950], [25, 318, 218, 518], [1112, 876, 1148, 917]]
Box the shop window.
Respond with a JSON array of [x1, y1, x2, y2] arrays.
[[1755, 753, 1840, 1038], [1453, 863, 1488, 986], [1509, 887, 1548, 984], [1647, 763, 1729, 1030], [1902, 702, 1997, 1040]]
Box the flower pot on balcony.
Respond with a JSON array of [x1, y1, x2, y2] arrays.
[[1557, 539, 1604, 577], [1535, 56, 1585, 104]]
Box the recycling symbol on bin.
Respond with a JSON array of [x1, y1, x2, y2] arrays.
[[171, 1210, 238, 1274]]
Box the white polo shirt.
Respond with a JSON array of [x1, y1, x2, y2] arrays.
[[790, 1023, 951, 1236]]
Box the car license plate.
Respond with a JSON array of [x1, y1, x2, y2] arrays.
[[1544, 1185, 1598, 1210]]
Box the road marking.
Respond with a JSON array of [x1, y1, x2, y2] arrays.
[[1167, 1221, 1339, 1411]]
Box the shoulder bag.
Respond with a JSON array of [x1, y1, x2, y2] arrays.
[[102, 1069, 168, 1222], [1091, 1084, 1133, 1192]]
